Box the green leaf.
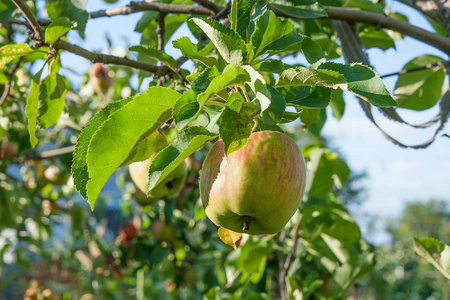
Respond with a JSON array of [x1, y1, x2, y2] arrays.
[[332, 253, 374, 292], [413, 237, 450, 280], [330, 89, 345, 120], [304, 148, 339, 198], [0, 0, 15, 22], [249, 10, 302, 61], [218, 93, 257, 155], [85, 87, 181, 208], [307, 108, 326, 135], [173, 67, 221, 130], [46, 0, 88, 38], [261, 85, 285, 124], [277, 66, 348, 89], [266, 0, 327, 19], [319, 62, 398, 107], [394, 55, 445, 111], [343, 0, 384, 13], [0, 44, 34, 69], [301, 36, 327, 65], [172, 37, 218, 67], [299, 108, 320, 127], [129, 45, 177, 68], [72, 97, 133, 199], [241, 64, 285, 123], [236, 239, 273, 284], [191, 66, 221, 94], [38, 61, 66, 128], [289, 86, 330, 109], [119, 130, 168, 168], [45, 17, 74, 46], [191, 18, 247, 65], [359, 27, 395, 51], [25, 69, 43, 147], [198, 65, 251, 105], [172, 89, 199, 130], [230, 0, 258, 38], [148, 126, 217, 192]]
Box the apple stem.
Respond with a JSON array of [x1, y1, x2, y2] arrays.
[[242, 216, 254, 231]]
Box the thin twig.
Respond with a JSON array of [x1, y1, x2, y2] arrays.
[[13, 145, 75, 163], [279, 215, 303, 300], [381, 60, 449, 78], [192, 0, 223, 14], [212, 2, 232, 20], [157, 13, 166, 51], [10, 0, 45, 41]]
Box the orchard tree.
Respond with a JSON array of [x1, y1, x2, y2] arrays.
[[1, 0, 449, 299]]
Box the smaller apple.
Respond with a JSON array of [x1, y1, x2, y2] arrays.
[[0, 142, 17, 159], [133, 189, 156, 207], [129, 155, 187, 199], [151, 219, 176, 243], [89, 63, 113, 94]]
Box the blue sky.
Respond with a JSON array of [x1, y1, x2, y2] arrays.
[[62, 0, 449, 244]]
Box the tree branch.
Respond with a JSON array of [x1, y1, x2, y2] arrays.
[[323, 6, 450, 56], [11, 0, 45, 41], [52, 40, 168, 75], [278, 215, 302, 300], [89, 1, 214, 19], [13, 145, 75, 163], [381, 60, 450, 78], [397, 0, 450, 34]]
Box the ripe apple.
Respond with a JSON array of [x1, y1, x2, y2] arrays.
[[128, 154, 187, 199], [151, 219, 176, 243], [200, 131, 306, 235]]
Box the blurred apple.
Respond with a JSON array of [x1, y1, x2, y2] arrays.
[[89, 63, 113, 94], [133, 189, 156, 207], [151, 219, 176, 243], [0, 142, 17, 159]]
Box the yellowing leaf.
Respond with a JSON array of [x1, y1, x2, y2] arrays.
[[218, 227, 242, 250]]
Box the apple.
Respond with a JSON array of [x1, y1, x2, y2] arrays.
[[89, 63, 113, 94], [133, 189, 156, 207], [128, 154, 187, 199], [151, 219, 176, 243], [200, 131, 306, 235], [0, 142, 17, 159]]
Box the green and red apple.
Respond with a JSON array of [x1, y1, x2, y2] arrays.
[[200, 130, 306, 235]]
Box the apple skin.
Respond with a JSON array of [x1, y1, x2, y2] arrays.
[[200, 131, 306, 235], [129, 154, 187, 199], [133, 189, 156, 207], [151, 220, 176, 243]]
